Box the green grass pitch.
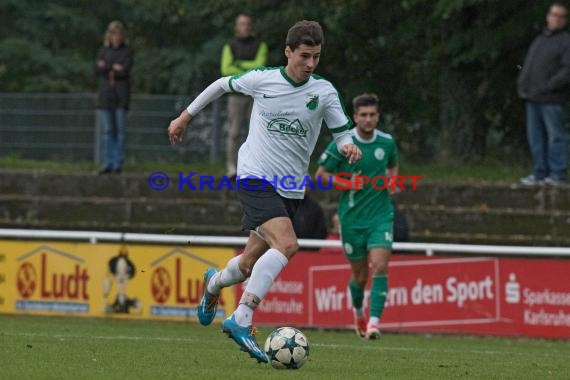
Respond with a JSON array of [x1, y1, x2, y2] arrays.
[[1, 315, 569, 379]]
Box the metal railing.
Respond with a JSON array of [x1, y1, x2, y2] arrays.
[[1, 228, 570, 257], [0, 92, 227, 164]]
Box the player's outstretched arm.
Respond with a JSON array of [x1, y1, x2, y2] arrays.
[[167, 77, 232, 145]]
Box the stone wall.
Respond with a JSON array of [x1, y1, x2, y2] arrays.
[[0, 170, 568, 246]]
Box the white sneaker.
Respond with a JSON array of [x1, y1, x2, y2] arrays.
[[520, 175, 545, 187], [544, 177, 567, 187]]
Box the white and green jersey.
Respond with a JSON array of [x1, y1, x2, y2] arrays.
[[228, 67, 352, 198], [318, 129, 399, 227]]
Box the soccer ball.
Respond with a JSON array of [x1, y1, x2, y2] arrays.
[[264, 327, 309, 369]]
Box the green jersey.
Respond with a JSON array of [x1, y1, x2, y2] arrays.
[[318, 128, 399, 227]]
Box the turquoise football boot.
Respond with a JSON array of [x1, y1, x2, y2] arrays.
[[197, 268, 219, 326], [221, 314, 268, 363]]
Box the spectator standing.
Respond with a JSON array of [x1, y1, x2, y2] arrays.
[[96, 20, 133, 174], [221, 14, 268, 178], [518, 3, 570, 186]]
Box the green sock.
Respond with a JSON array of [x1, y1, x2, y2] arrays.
[[349, 278, 364, 310], [370, 274, 388, 319]]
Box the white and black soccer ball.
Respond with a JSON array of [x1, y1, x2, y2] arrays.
[[264, 327, 309, 369]]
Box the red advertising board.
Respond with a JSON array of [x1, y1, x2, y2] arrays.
[[236, 251, 570, 339]]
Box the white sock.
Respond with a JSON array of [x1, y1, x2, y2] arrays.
[[233, 249, 288, 326], [369, 316, 380, 327], [207, 255, 246, 295], [354, 308, 364, 318], [235, 304, 254, 327]]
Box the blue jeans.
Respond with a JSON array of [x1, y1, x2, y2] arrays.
[[99, 108, 127, 171], [526, 101, 568, 180]]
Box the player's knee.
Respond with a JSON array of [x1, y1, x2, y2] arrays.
[[370, 261, 388, 275], [284, 240, 299, 258], [355, 272, 368, 287], [276, 238, 299, 259]]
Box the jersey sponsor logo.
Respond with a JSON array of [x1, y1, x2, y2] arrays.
[[267, 118, 307, 137], [374, 148, 385, 160], [306, 94, 319, 110], [385, 232, 393, 242]]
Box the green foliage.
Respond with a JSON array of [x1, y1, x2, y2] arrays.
[[0, 0, 560, 162]]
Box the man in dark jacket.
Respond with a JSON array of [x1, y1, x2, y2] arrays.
[[220, 14, 268, 178], [518, 3, 570, 186]]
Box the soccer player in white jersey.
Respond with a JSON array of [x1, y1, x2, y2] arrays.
[[168, 20, 361, 363]]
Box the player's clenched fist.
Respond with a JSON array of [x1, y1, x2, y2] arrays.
[[341, 143, 362, 164]]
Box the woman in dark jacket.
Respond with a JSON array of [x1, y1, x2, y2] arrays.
[[96, 20, 133, 174]]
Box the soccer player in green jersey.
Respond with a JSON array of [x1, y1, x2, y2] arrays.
[[316, 93, 399, 339]]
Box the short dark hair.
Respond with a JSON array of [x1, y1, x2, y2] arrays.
[[285, 20, 324, 50], [353, 93, 379, 112]]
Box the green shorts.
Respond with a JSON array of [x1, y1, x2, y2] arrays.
[[340, 221, 393, 261]]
